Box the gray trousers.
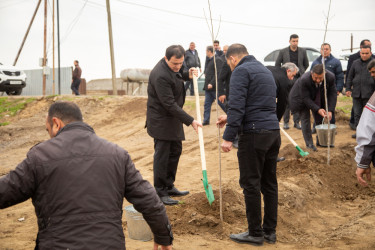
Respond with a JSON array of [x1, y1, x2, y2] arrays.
[[283, 104, 300, 124]]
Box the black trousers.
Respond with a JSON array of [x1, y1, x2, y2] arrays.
[[283, 103, 300, 124], [237, 130, 281, 237], [353, 97, 369, 127], [153, 139, 182, 197], [71, 79, 81, 95]]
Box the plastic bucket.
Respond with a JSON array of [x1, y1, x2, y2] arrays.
[[124, 205, 153, 241], [316, 119, 336, 146]]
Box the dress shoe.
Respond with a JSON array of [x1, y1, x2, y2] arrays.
[[306, 144, 317, 152], [294, 123, 302, 129], [349, 122, 356, 130], [167, 187, 189, 197], [229, 231, 263, 246], [311, 127, 316, 134], [277, 157, 285, 162], [352, 133, 356, 139], [160, 196, 179, 205], [283, 123, 289, 129], [264, 232, 276, 244], [202, 121, 210, 126]]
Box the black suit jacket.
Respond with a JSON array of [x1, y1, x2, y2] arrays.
[[204, 56, 223, 91], [146, 59, 194, 141]]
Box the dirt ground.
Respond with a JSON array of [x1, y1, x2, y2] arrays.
[[1, 95, 375, 249]]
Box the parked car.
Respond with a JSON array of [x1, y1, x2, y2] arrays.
[[0, 62, 26, 95]]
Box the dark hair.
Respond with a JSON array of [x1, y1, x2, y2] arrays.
[[206, 46, 213, 53], [322, 43, 331, 49], [48, 101, 83, 125], [368, 59, 375, 71], [226, 44, 249, 58], [312, 64, 324, 74], [361, 45, 372, 51], [74, 60, 79, 64], [165, 45, 185, 60], [290, 34, 299, 40], [360, 39, 371, 47], [213, 40, 219, 44]]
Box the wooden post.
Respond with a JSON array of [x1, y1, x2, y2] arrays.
[[350, 33, 353, 53], [52, 0, 55, 95], [43, 0, 47, 96], [57, 0, 61, 95], [106, 0, 117, 95]]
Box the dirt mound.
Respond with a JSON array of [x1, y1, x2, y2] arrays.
[[167, 186, 245, 238]]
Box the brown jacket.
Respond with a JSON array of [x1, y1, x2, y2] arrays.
[[73, 65, 82, 80], [0, 122, 172, 249]]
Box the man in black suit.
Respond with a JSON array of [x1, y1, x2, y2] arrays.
[[276, 34, 309, 130], [146, 45, 202, 205]]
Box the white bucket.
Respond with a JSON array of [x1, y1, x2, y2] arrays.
[[124, 205, 153, 241]]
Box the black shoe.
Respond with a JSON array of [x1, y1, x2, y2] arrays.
[[283, 123, 289, 129], [160, 196, 179, 205], [306, 144, 317, 152], [229, 231, 263, 246], [167, 187, 189, 197], [312, 128, 316, 134], [352, 133, 356, 139], [349, 122, 356, 130], [277, 157, 285, 162], [294, 123, 302, 130], [202, 121, 210, 126], [264, 232, 276, 244]]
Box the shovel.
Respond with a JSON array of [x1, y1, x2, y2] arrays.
[[192, 69, 215, 205], [280, 125, 309, 157]]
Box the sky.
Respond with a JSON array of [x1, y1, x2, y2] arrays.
[[0, 0, 375, 82]]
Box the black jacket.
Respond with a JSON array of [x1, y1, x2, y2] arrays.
[[223, 55, 279, 142], [289, 71, 337, 114], [146, 59, 194, 141], [266, 66, 290, 121], [347, 52, 375, 74], [0, 122, 172, 249], [346, 58, 375, 99], [184, 49, 201, 69], [218, 54, 232, 97], [204, 56, 223, 91]]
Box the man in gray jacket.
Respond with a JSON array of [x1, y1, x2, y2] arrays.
[[0, 102, 173, 250], [276, 34, 309, 130]]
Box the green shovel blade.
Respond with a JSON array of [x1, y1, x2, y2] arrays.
[[202, 170, 215, 205], [296, 145, 309, 157]]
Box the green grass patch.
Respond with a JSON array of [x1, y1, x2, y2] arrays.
[[0, 122, 9, 126], [336, 105, 352, 114], [338, 96, 352, 103], [184, 100, 196, 109], [0, 97, 36, 118]]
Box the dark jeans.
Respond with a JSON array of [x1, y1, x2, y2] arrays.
[[237, 130, 281, 237], [184, 81, 194, 96], [203, 90, 226, 123], [353, 97, 369, 127], [283, 104, 300, 125], [153, 139, 182, 197], [71, 79, 81, 95]]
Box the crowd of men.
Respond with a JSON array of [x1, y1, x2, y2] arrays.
[[1, 36, 375, 249]]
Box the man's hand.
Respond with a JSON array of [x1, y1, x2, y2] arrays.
[[191, 120, 202, 133], [337, 91, 340, 96], [153, 242, 172, 250], [327, 111, 332, 121], [356, 167, 371, 187], [189, 68, 198, 79], [207, 84, 213, 90], [221, 140, 233, 152], [346, 90, 351, 97], [218, 95, 226, 103], [199, 68, 202, 73], [216, 115, 227, 128], [318, 108, 326, 118]]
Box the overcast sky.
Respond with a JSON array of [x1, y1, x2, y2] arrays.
[[1, 0, 374, 81]]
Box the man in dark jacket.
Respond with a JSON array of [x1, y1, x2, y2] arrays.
[[218, 44, 280, 246], [146, 45, 201, 205], [71, 60, 82, 95], [202, 45, 226, 125], [346, 45, 375, 138], [289, 64, 337, 151], [0, 102, 173, 250], [346, 39, 373, 129], [218, 45, 231, 109], [184, 42, 202, 96], [276, 34, 309, 130]]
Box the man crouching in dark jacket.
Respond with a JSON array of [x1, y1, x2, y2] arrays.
[[217, 44, 281, 246], [0, 101, 173, 250]]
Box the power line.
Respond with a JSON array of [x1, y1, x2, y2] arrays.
[[60, 0, 88, 44], [113, 0, 375, 32]]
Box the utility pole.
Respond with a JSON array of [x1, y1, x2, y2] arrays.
[[57, 0, 61, 94], [106, 0, 117, 95], [52, 0, 55, 95], [13, 0, 42, 66], [350, 33, 353, 52], [43, 0, 47, 96]]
